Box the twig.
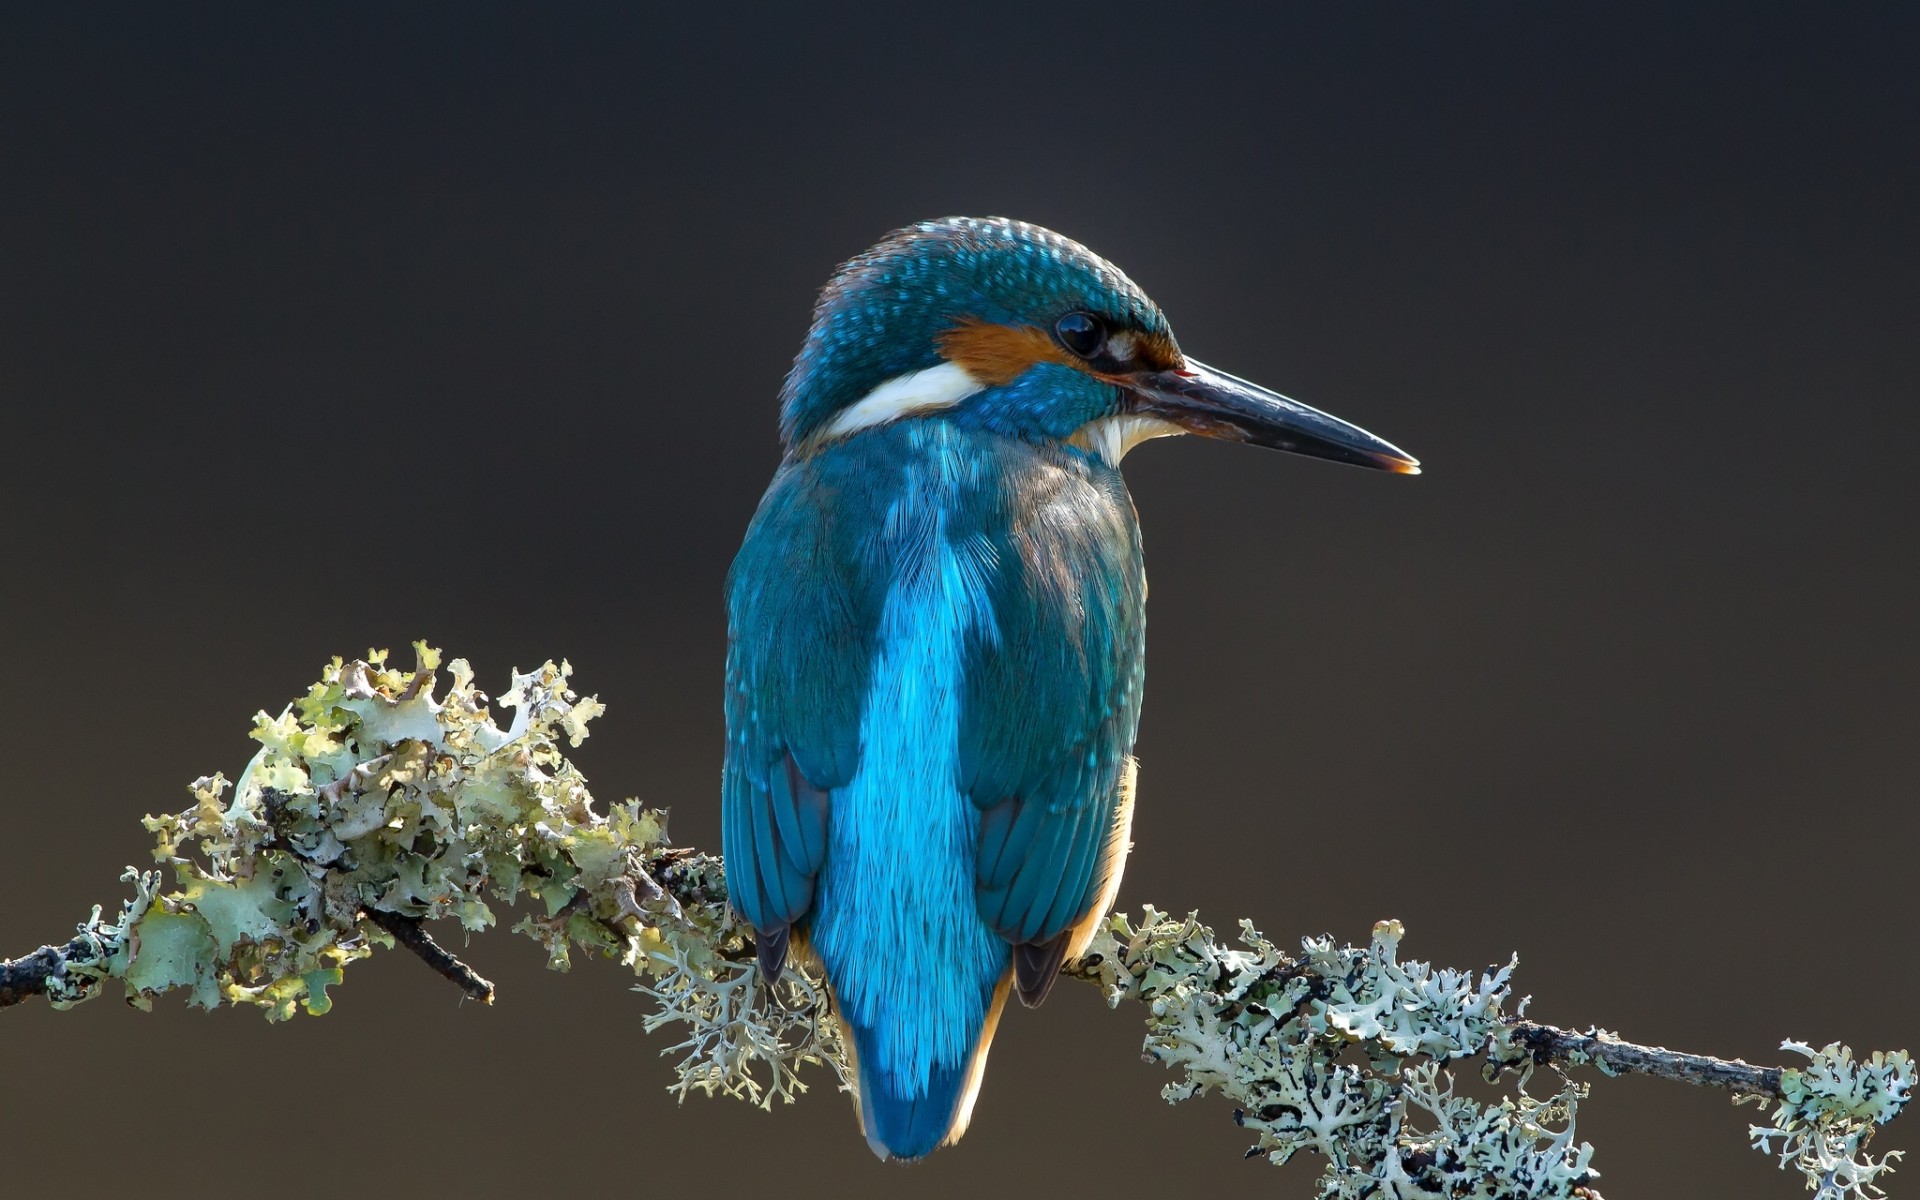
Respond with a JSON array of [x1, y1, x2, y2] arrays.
[[360, 909, 495, 1004], [1, 647, 1898, 1196], [0, 943, 69, 1008], [1064, 943, 1795, 1102], [1508, 1020, 1784, 1097], [0, 889, 1807, 1107]]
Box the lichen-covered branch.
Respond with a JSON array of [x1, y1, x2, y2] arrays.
[[1067, 908, 1910, 1198], [1, 646, 1909, 1199], [360, 908, 496, 1003], [1, 939, 86, 1006], [1508, 1021, 1783, 1096]]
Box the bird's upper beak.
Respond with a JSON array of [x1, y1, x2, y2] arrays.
[[1127, 360, 1419, 474]]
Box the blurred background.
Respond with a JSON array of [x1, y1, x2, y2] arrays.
[[1, 5, 1914, 1195]]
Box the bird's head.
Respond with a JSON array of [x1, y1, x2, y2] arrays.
[[779, 216, 1418, 473]]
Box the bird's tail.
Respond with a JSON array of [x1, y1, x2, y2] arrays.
[[845, 973, 1012, 1162]]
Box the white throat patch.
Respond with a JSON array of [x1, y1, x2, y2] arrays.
[[1070, 414, 1185, 466], [821, 361, 985, 440]]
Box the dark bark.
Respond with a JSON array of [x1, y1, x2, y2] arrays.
[[1508, 1020, 1784, 1097], [0, 943, 67, 1007], [361, 909, 495, 1004]]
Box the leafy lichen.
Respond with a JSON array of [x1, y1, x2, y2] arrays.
[[17, 645, 1910, 1195], [1746, 1042, 1914, 1199], [40, 644, 837, 1106], [1075, 907, 1600, 1197]]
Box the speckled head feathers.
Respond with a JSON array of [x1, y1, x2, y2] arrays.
[[779, 218, 1177, 448]]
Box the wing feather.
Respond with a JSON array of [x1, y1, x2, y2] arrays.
[[962, 449, 1146, 976], [722, 448, 894, 955]]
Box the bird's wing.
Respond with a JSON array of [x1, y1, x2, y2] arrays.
[[723, 455, 887, 946], [960, 457, 1146, 977]]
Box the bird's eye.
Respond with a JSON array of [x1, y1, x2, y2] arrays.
[[1054, 311, 1106, 359]]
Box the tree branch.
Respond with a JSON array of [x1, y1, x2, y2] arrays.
[[0, 645, 1908, 1199], [360, 909, 495, 1004], [0, 903, 1806, 1103], [1509, 1020, 1784, 1097], [0, 943, 68, 1007]]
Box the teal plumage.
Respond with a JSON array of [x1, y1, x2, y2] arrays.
[[723, 218, 1417, 1161], [727, 417, 1143, 1158]]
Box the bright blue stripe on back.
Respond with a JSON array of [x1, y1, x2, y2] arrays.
[[808, 426, 1009, 1141]]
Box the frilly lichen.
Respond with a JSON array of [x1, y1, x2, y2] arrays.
[[1068, 909, 1910, 1198], [1074, 907, 1600, 1197], [18, 645, 1910, 1196], [38, 643, 841, 1105], [1746, 1042, 1914, 1198]]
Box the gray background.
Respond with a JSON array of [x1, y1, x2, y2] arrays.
[[1, 6, 1914, 1196]]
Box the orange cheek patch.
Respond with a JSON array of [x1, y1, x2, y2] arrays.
[[935, 320, 1079, 386]]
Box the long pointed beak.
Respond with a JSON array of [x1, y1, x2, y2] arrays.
[[1128, 359, 1420, 474]]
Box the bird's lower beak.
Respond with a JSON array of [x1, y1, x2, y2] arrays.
[[1128, 360, 1420, 474]]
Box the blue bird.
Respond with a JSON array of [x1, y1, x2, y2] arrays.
[[723, 217, 1417, 1161]]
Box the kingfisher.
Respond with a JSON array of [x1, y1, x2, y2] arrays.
[[723, 217, 1417, 1162]]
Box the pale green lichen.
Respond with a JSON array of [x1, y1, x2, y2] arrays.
[[19, 645, 1911, 1195], [38, 644, 834, 1105], [1746, 1042, 1914, 1198], [1075, 907, 1601, 1197]]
